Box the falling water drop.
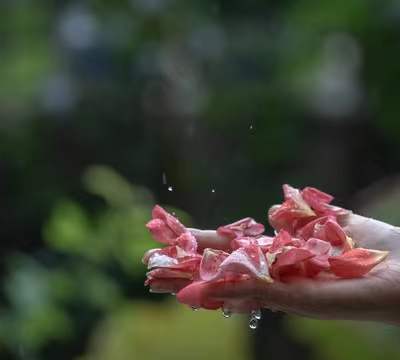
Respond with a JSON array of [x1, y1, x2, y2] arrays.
[[162, 172, 167, 185], [249, 317, 258, 330], [168, 186, 173, 192], [249, 124, 253, 130], [222, 308, 232, 318], [211, 188, 216, 193], [251, 309, 262, 320]]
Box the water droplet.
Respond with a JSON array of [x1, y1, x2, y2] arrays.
[[222, 309, 232, 318], [162, 172, 167, 185], [211, 188, 216, 193], [249, 124, 253, 130], [249, 317, 258, 330], [168, 186, 173, 192], [191, 306, 199, 311], [251, 309, 262, 320]]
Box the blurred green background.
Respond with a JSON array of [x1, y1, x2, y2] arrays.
[[1, 0, 400, 359]]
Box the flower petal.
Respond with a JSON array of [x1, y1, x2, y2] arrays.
[[200, 249, 229, 281], [328, 248, 388, 278], [152, 205, 186, 237], [146, 219, 177, 244], [219, 245, 272, 282], [304, 238, 331, 256], [217, 218, 265, 239]]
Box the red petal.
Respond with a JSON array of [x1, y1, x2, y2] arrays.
[[176, 280, 223, 309], [146, 219, 176, 244], [304, 255, 330, 277], [301, 187, 334, 208], [271, 248, 315, 279], [174, 232, 198, 254], [324, 220, 347, 246], [217, 218, 265, 239], [152, 205, 186, 236], [270, 230, 293, 253], [328, 248, 388, 278], [200, 249, 229, 281], [304, 238, 331, 256], [219, 245, 271, 281]]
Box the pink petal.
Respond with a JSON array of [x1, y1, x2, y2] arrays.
[[324, 220, 347, 246], [301, 187, 334, 209], [217, 218, 265, 240], [152, 205, 186, 237], [296, 216, 332, 240], [271, 247, 315, 279], [176, 280, 224, 310], [174, 232, 198, 254], [328, 248, 388, 278], [146, 268, 195, 281], [304, 238, 331, 256], [200, 249, 229, 281], [270, 230, 293, 253], [219, 245, 271, 281], [304, 255, 330, 277], [146, 219, 176, 244]]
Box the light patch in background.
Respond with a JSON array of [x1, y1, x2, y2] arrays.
[[306, 33, 363, 120], [41, 73, 77, 114], [59, 5, 99, 50], [131, 0, 171, 14], [82, 300, 250, 360]]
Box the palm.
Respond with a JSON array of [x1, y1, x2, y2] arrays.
[[191, 215, 400, 324]]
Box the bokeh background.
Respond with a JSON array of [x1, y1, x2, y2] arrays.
[[2, 0, 400, 359]]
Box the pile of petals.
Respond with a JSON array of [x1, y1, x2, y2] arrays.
[[143, 185, 389, 312]]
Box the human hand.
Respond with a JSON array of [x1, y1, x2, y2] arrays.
[[179, 214, 400, 324]]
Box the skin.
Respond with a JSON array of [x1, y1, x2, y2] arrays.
[[150, 213, 400, 324]]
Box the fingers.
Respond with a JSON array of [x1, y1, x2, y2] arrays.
[[188, 229, 231, 251], [192, 264, 399, 322], [342, 214, 400, 252]]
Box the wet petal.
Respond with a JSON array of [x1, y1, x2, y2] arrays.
[[147, 253, 179, 269], [328, 248, 388, 278], [152, 205, 186, 236], [324, 220, 347, 246], [200, 248, 229, 281], [217, 218, 265, 239], [175, 232, 198, 254], [270, 230, 293, 253], [219, 245, 272, 282], [146, 219, 176, 244], [301, 187, 334, 208], [304, 238, 331, 256]]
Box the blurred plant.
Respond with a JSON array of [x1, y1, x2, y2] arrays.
[[0, 165, 186, 359]]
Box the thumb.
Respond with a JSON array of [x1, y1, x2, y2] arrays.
[[188, 229, 231, 251]]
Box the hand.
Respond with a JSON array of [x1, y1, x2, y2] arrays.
[[191, 214, 400, 324]]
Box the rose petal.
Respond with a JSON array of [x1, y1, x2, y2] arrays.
[[152, 205, 186, 237], [219, 245, 272, 282], [328, 248, 388, 278], [270, 230, 293, 253], [200, 249, 229, 281], [304, 238, 331, 256], [217, 218, 265, 240], [175, 232, 198, 254], [301, 187, 334, 208], [324, 220, 347, 246], [176, 280, 224, 310], [147, 253, 179, 269], [146, 219, 177, 244]]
